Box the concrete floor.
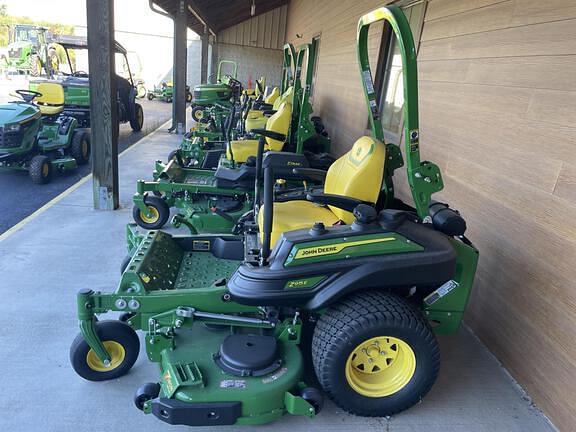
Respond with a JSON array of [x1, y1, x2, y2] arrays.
[[0, 127, 556, 432]]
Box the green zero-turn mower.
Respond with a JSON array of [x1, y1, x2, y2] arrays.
[[29, 36, 144, 133], [131, 99, 309, 234], [190, 60, 239, 123], [0, 82, 90, 184], [130, 57, 331, 235], [69, 5, 479, 427], [173, 45, 296, 170], [173, 41, 331, 172]]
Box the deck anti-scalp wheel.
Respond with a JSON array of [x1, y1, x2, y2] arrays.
[[312, 291, 440, 416], [70, 320, 140, 381], [132, 195, 170, 230], [134, 382, 161, 410]]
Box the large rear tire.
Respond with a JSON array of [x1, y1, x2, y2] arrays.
[[29, 54, 42, 77], [29, 155, 52, 184], [312, 291, 439, 417], [130, 103, 144, 132], [70, 130, 91, 165]]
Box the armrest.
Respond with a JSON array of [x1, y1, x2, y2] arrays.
[[251, 128, 286, 142], [306, 191, 370, 213], [262, 110, 277, 116], [292, 167, 327, 183]]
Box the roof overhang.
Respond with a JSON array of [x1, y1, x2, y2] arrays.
[[151, 0, 289, 35]]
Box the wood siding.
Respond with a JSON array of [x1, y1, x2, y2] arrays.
[[218, 5, 288, 50], [286, 0, 576, 430]]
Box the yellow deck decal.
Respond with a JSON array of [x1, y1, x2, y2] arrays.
[[294, 237, 396, 259]]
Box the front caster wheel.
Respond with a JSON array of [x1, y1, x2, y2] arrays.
[[300, 387, 323, 414], [312, 291, 439, 417], [132, 195, 170, 230], [70, 320, 140, 382], [134, 382, 161, 410]]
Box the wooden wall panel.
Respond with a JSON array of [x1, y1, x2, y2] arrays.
[[218, 5, 288, 50], [286, 0, 576, 430], [417, 1, 576, 430]]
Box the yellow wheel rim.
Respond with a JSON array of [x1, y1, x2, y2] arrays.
[[42, 163, 49, 177], [194, 110, 203, 120], [86, 341, 125, 372], [345, 336, 416, 397], [140, 206, 159, 224]]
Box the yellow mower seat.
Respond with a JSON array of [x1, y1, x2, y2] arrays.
[[245, 115, 268, 131], [259, 136, 386, 247], [245, 86, 293, 131], [35, 82, 65, 116], [264, 86, 280, 104], [228, 101, 292, 163]]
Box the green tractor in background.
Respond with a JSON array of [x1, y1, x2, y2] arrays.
[[190, 60, 239, 122], [0, 83, 90, 184], [2, 24, 56, 77]]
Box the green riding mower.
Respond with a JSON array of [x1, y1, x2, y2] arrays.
[[0, 82, 90, 184], [147, 81, 193, 103], [190, 60, 239, 123], [70, 6, 479, 427]]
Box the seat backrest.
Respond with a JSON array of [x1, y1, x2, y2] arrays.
[[255, 76, 266, 97], [272, 86, 293, 110], [265, 101, 292, 151], [35, 82, 65, 116], [324, 136, 386, 223], [265, 86, 280, 104]]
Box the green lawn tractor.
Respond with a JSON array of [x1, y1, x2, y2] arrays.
[[3, 24, 54, 77], [69, 6, 479, 428], [147, 81, 193, 103], [0, 83, 90, 184], [190, 60, 240, 123], [30, 36, 144, 132]]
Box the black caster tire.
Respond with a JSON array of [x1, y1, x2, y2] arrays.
[[147, 93, 154, 101], [120, 255, 132, 274], [130, 103, 144, 131], [132, 195, 170, 230], [71, 130, 91, 165], [29, 155, 52, 184], [134, 382, 161, 410], [312, 291, 439, 417], [70, 320, 140, 382], [301, 387, 324, 414], [191, 106, 205, 123]]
